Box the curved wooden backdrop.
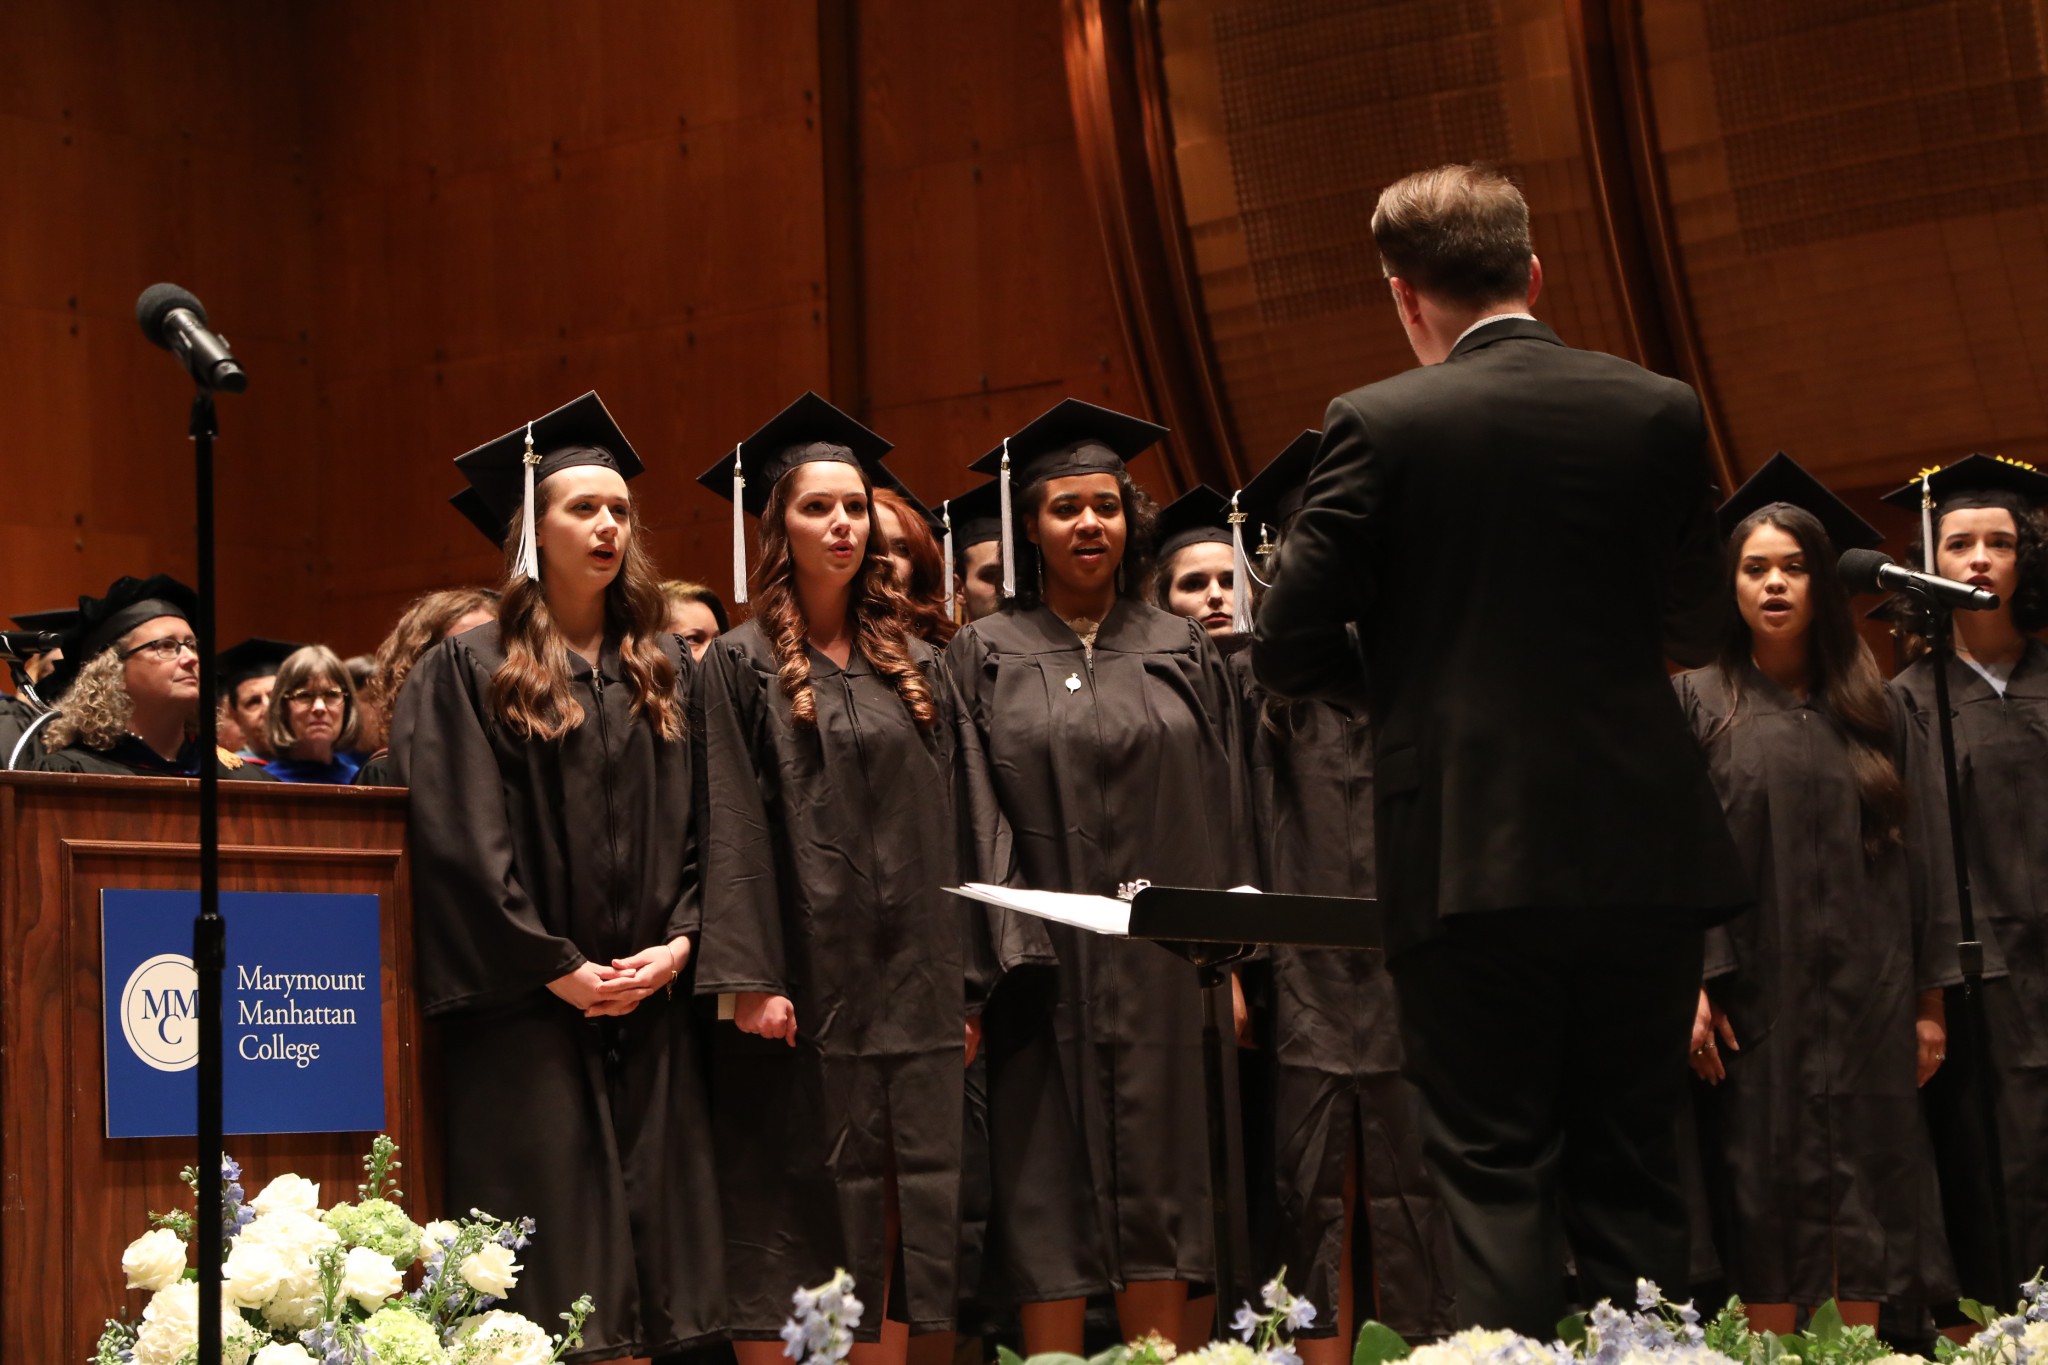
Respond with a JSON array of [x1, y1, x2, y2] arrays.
[[1064, 0, 2048, 511]]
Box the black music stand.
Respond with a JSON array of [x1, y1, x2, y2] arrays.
[[967, 883, 1381, 1337]]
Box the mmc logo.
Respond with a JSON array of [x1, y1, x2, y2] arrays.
[[119, 953, 200, 1072]]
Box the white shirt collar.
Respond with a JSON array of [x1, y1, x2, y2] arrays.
[[1452, 311, 1538, 351]]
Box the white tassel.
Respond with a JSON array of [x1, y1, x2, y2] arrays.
[[732, 444, 749, 606], [940, 499, 955, 622], [999, 438, 1016, 599], [1919, 470, 1936, 573], [1228, 491, 1252, 633], [514, 421, 542, 582]]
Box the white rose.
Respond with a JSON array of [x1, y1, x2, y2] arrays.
[[240, 1208, 340, 1259], [222, 1239, 289, 1308], [419, 1219, 461, 1259], [249, 1172, 322, 1217], [132, 1283, 255, 1365], [254, 1345, 319, 1365], [121, 1227, 188, 1292], [458, 1242, 522, 1297], [457, 1310, 554, 1365], [340, 1245, 404, 1311]]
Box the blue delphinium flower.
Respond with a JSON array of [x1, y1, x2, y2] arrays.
[[781, 1270, 861, 1365], [1233, 1305, 1264, 1343], [1637, 1280, 1663, 1311]]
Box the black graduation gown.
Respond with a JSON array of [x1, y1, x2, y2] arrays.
[[945, 600, 1245, 1299], [1674, 665, 1957, 1305], [693, 619, 1024, 1338], [1234, 653, 1454, 1337], [1895, 642, 2048, 1299], [392, 624, 722, 1362], [29, 734, 278, 780], [0, 693, 38, 766]]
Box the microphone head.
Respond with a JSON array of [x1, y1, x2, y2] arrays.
[[135, 283, 204, 349], [1837, 546, 1893, 595]]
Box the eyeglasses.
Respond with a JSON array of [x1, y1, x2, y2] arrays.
[[120, 635, 199, 662], [285, 688, 347, 709]]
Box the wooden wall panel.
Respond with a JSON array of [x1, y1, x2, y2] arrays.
[[297, 0, 832, 650], [855, 0, 1153, 508], [0, 0, 322, 649]]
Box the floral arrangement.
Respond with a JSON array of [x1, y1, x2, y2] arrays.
[[92, 1136, 592, 1365], [938, 1269, 2048, 1365]]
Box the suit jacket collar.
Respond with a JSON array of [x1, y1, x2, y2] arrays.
[[1447, 315, 1562, 361]]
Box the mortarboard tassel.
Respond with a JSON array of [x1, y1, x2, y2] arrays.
[[940, 499, 955, 623], [1918, 467, 1937, 574], [514, 422, 542, 582], [732, 445, 749, 606], [999, 438, 1016, 599], [1228, 491, 1252, 633]]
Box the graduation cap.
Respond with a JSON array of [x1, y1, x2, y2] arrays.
[[947, 481, 1004, 553], [1716, 451, 1883, 554], [10, 607, 81, 638], [1238, 431, 1323, 544], [45, 574, 199, 698], [1156, 484, 1254, 632], [218, 637, 303, 695], [452, 391, 642, 582], [449, 487, 507, 550], [1880, 454, 2048, 571], [966, 398, 1168, 599], [696, 392, 894, 605]]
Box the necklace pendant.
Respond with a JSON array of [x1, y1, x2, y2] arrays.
[[1064, 672, 1082, 694]]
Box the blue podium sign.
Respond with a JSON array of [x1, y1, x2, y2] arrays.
[[101, 889, 385, 1138]]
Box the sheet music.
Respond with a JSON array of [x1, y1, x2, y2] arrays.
[[947, 883, 1133, 936]]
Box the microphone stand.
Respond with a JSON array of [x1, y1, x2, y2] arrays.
[[189, 389, 226, 1365], [1909, 586, 2014, 1297]]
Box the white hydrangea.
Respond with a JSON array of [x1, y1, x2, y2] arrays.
[[253, 1345, 319, 1365], [455, 1310, 555, 1365], [131, 1281, 265, 1365]]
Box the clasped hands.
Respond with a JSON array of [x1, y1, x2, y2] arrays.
[[548, 937, 692, 1018], [730, 991, 984, 1065]]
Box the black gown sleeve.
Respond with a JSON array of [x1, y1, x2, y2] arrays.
[[1673, 671, 1739, 983], [390, 638, 587, 1016], [943, 624, 1056, 976], [1251, 396, 1382, 702], [691, 637, 790, 998], [662, 640, 703, 943]]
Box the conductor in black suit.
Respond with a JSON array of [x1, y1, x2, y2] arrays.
[[1251, 165, 1750, 1335]]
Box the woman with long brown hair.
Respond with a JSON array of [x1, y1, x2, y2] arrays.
[[392, 392, 722, 1363], [352, 585, 497, 783], [871, 479, 958, 647], [693, 393, 1023, 1365], [1677, 454, 1956, 1334], [945, 399, 1247, 1353]]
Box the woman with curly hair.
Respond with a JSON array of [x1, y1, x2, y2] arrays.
[[693, 393, 1022, 1365], [32, 574, 273, 780], [945, 399, 1248, 1353], [392, 392, 722, 1363], [1677, 455, 1957, 1335], [352, 586, 497, 785], [1882, 454, 2048, 1310]]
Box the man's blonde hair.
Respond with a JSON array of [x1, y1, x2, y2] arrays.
[[1371, 164, 1534, 309]]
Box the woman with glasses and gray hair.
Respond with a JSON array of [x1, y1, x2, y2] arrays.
[[262, 643, 365, 784], [27, 574, 274, 780]]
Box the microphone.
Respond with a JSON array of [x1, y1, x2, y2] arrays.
[[135, 284, 248, 393], [1839, 547, 2000, 612], [0, 630, 61, 663]]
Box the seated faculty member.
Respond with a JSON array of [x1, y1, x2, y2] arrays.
[[31, 575, 275, 780], [262, 644, 366, 785], [1250, 164, 1748, 1336]]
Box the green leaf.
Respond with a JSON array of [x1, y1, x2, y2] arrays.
[[1806, 1300, 1845, 1345], [996, 1346, 1028, 1365], [1958, 1299, 1993, 1329], [1934, 1335, 1960, 1362], [1353, 1320, 1412, 1365], [1555, 1313, 1589, 1350], [1022, 1353, 1090, 1365], [1759, 1330, 1790, 1365], [1085, 1348, 1128, 1365]]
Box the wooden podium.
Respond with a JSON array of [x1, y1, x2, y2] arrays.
[[0, 771, 433, 1365]]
